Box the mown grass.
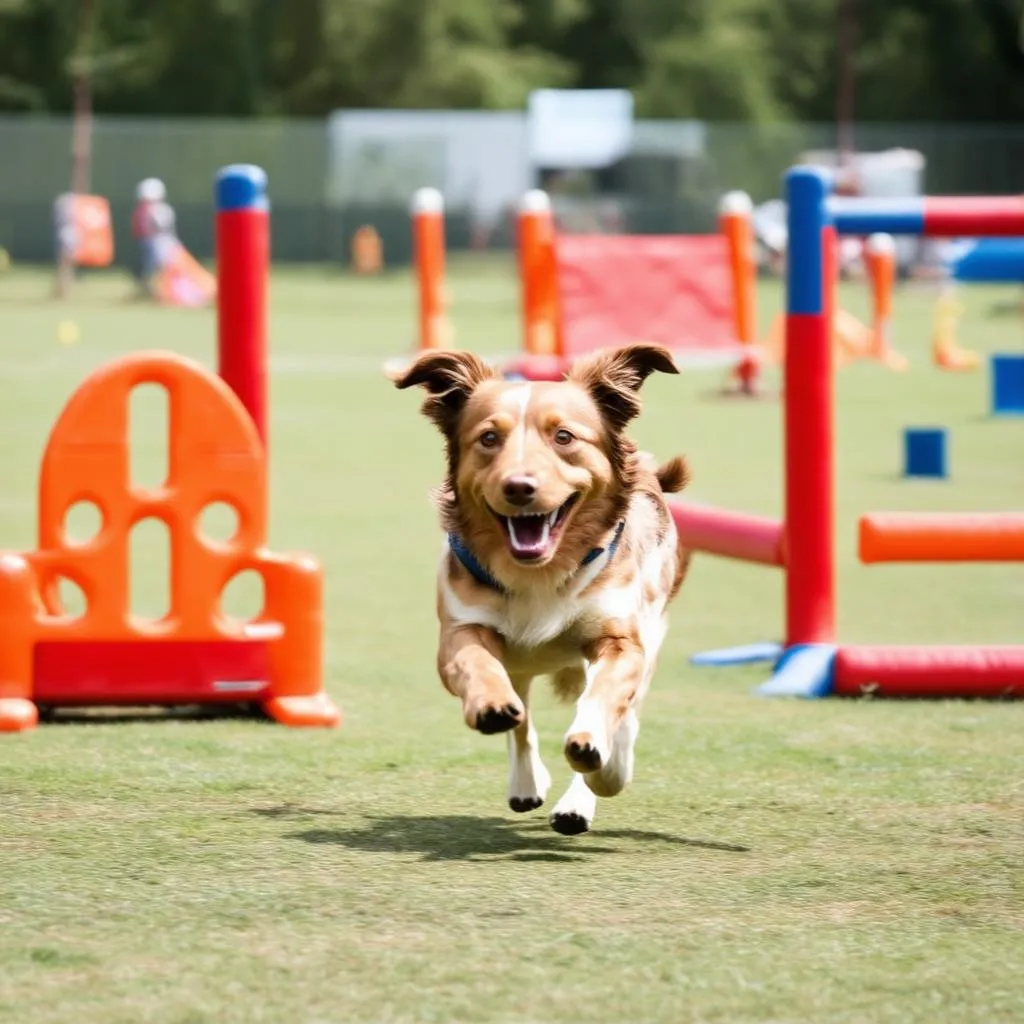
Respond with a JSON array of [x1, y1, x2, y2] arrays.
[[0, 262, 1022, 1024]]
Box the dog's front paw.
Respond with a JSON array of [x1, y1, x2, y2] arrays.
[[563, 732, 606, 773], [467, 698, 524, 735]]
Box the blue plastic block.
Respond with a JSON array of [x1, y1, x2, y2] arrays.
[[690, 642, 783, 667], [992, 354, 1024, 416], [903, 427, 947, 479], [756, 644, 837, 698]]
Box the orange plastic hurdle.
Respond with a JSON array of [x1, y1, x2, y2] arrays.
[[859, 512, 1024, 563], [0, 351, 341, 733]]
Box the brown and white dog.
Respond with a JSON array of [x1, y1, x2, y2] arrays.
[[392, 344, 690, 835]]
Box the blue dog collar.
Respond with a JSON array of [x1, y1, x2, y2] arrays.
[[448, 520, 625, 594]]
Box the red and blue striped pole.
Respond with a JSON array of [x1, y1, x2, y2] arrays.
[[215, 164, 269, 451], [784, 167, 835, 646], [827, 195, 1024, 237]]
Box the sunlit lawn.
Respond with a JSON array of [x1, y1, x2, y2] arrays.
[[0, 262, 1021, 1023]]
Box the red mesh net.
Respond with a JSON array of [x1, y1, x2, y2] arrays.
[[554, 234, 739, 359]]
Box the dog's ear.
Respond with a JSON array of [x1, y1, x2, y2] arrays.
[[568, 343, 678, 430], [390, 350, 496, 434]]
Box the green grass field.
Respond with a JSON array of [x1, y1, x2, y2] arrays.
[[1, 262, 1022, 1024]]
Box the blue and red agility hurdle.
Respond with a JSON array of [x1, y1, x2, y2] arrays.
[[678, 167, 1024, 698]]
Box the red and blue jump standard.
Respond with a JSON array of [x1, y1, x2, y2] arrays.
[[613, 166, 1022, 697], [759, 169, 1024, 699], [215, 164, 270, 452]]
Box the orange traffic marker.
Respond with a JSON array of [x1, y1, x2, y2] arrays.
[[351, 225, 384, 274]]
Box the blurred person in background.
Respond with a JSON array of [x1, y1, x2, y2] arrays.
[[131, 177, 177, 297], [52, 191, 78, 294]]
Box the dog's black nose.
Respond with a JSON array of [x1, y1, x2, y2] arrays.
[[502, 476, 537, 506]]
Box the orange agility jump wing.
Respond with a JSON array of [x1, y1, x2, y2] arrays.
[[0, 351, 340, 733]]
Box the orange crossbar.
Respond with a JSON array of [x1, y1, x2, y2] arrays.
[[859, 512, 1024, 563]]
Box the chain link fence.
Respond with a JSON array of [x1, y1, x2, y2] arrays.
[[2, 114, 1023, 268]]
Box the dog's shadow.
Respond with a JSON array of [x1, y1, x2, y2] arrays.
[[254, 806, 750, 863]]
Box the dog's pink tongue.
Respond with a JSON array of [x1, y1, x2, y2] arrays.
[[507, 515, 549, 558]]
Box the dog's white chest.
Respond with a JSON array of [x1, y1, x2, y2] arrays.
[[497, 590, 589, 649], [438, 555, 601, 649], [439, 542, 669, 651]]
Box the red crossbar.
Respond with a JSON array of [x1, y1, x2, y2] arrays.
[[924, 196, 1024, 238], [34, 639, 271, 705], [834, 645, 1024, 698], [670, 501, 785, 567]]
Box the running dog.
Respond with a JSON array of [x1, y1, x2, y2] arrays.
[[391, 344, 690, 834]]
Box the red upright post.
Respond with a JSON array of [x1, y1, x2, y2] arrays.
[[784, 167, 836, 646], [215, 164, 270, 450]]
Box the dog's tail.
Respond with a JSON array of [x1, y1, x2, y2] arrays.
[[655, 455, 690, 494]]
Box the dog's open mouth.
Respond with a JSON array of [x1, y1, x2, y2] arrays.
[[493, 494, 580, 562]]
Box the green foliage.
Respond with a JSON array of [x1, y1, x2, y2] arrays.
[[0, 0, 1023, 119], [633, 1, 785, 120]]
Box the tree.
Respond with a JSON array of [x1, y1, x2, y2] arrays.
[[0, 0, 1023, 122]]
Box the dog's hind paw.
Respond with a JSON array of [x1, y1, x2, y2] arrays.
[[549, 811, 591, 836], [509, 795, 544, 813]]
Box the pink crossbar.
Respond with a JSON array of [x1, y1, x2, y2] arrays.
[[670, 501, 786, 568]]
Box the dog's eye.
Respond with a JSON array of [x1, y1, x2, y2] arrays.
[[554, 429, 575, 446], [479, 429, 501, 449]]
